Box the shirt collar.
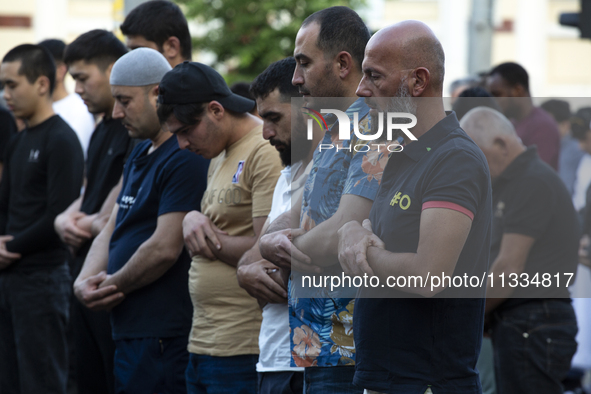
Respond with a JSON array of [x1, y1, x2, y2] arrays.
[[402, 111, 461, 162], [493, 146, 538, 186]]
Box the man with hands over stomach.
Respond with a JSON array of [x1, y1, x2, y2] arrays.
[[73, 48, 208, 394], [157, 61, 282, 394], [259, 6, 388, 394], [337, 21, 492, 394]]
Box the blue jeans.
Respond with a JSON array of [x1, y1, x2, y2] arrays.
[[0, 264, 71, 394], [491, 299, 578, 394], [114, 336, 188, 394], [304, 366, 363, 394], [185, 353, 258, 394]]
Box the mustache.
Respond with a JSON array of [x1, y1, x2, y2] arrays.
[[269, 138, 290, 148], [269, 138, 282, 147]]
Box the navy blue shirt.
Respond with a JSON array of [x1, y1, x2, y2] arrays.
[[354, 113, 492, 394], [108, 136, 209, 340]]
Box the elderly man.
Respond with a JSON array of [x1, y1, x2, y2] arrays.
[[461, 107, 578, 394], [337, 21, 493, 394]]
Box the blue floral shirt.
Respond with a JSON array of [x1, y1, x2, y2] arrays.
[[289, 98, 387, 367]]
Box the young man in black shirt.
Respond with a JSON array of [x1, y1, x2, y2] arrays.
[[53, 29, 130, 394], [0, 44, 84, 394]]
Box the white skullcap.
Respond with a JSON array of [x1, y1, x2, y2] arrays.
[[110, 47, 171, 86]]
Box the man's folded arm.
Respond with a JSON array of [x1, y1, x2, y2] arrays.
[[293, 194, 374, 267], [366, 207, 472, 296], [99, 211, 187, 295]]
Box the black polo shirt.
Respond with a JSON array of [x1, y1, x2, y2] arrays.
[[491, 147, 578, 312], [354, 112, 492, 394]]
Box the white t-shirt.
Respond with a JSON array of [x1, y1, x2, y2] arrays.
[[257, 160, 312, 372], [53, 93, 95, 157]]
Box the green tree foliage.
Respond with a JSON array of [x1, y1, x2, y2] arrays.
[[175, 0, 365, 83]]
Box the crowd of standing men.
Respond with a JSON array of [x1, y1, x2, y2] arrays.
[[0, 1, 585, 394]]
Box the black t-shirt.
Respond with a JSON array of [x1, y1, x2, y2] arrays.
[[0, 115, 84, 269], [80, 117, 133, 215], [0, 107, 17, 163], [491, 147, 579, 311], [354, 113, 492, 394]]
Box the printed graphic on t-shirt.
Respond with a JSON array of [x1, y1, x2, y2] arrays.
[[28, 149, 40, 162], [119, 194, 136, 210], [232, 160, 245, 184]]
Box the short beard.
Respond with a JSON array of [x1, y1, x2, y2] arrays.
[[289, 111, 312, 166], [278, 146, 291, 167]]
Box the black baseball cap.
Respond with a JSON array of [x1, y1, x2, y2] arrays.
[[158, 61, 255, 113]]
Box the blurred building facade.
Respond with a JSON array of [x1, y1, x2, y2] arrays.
[[0, 0, 590, 96]]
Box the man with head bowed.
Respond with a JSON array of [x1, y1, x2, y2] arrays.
[[73, 48, 208, 394], [337, 21, 493, 394], [461, 107, 578, 394]]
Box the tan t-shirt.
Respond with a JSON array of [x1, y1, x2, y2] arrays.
[[188, 125, 282, 356]]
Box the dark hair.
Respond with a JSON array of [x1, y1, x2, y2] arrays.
[[302, 6, 370, 71], [64, 30, 128, 70], [540, 99, 571, 123], [38, 39, 66, 64], [120, 0, 192, 60], [231, 82, 254, 100], [2, 44, 56, 94], [250, 57, 299, 101], [452, 87, 501, 121], [157, 102, 206, 127], [571, 107, 591, 140], [489, 62, 529, 92]]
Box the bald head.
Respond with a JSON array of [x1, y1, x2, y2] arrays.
[[460, 107, 517, 148], [368, 20, 445, 92], [460, 107, 525, 178]]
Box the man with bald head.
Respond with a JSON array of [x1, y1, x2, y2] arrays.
[[338, 21, 493, 393], [461, 107, 578, 394], [73, 48, 208, 393]]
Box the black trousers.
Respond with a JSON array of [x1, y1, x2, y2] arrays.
[[71, 250, 116, 394], [258, 371, 304, 394]]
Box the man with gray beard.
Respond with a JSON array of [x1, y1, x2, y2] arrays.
[[338, 21, 493, 394]]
